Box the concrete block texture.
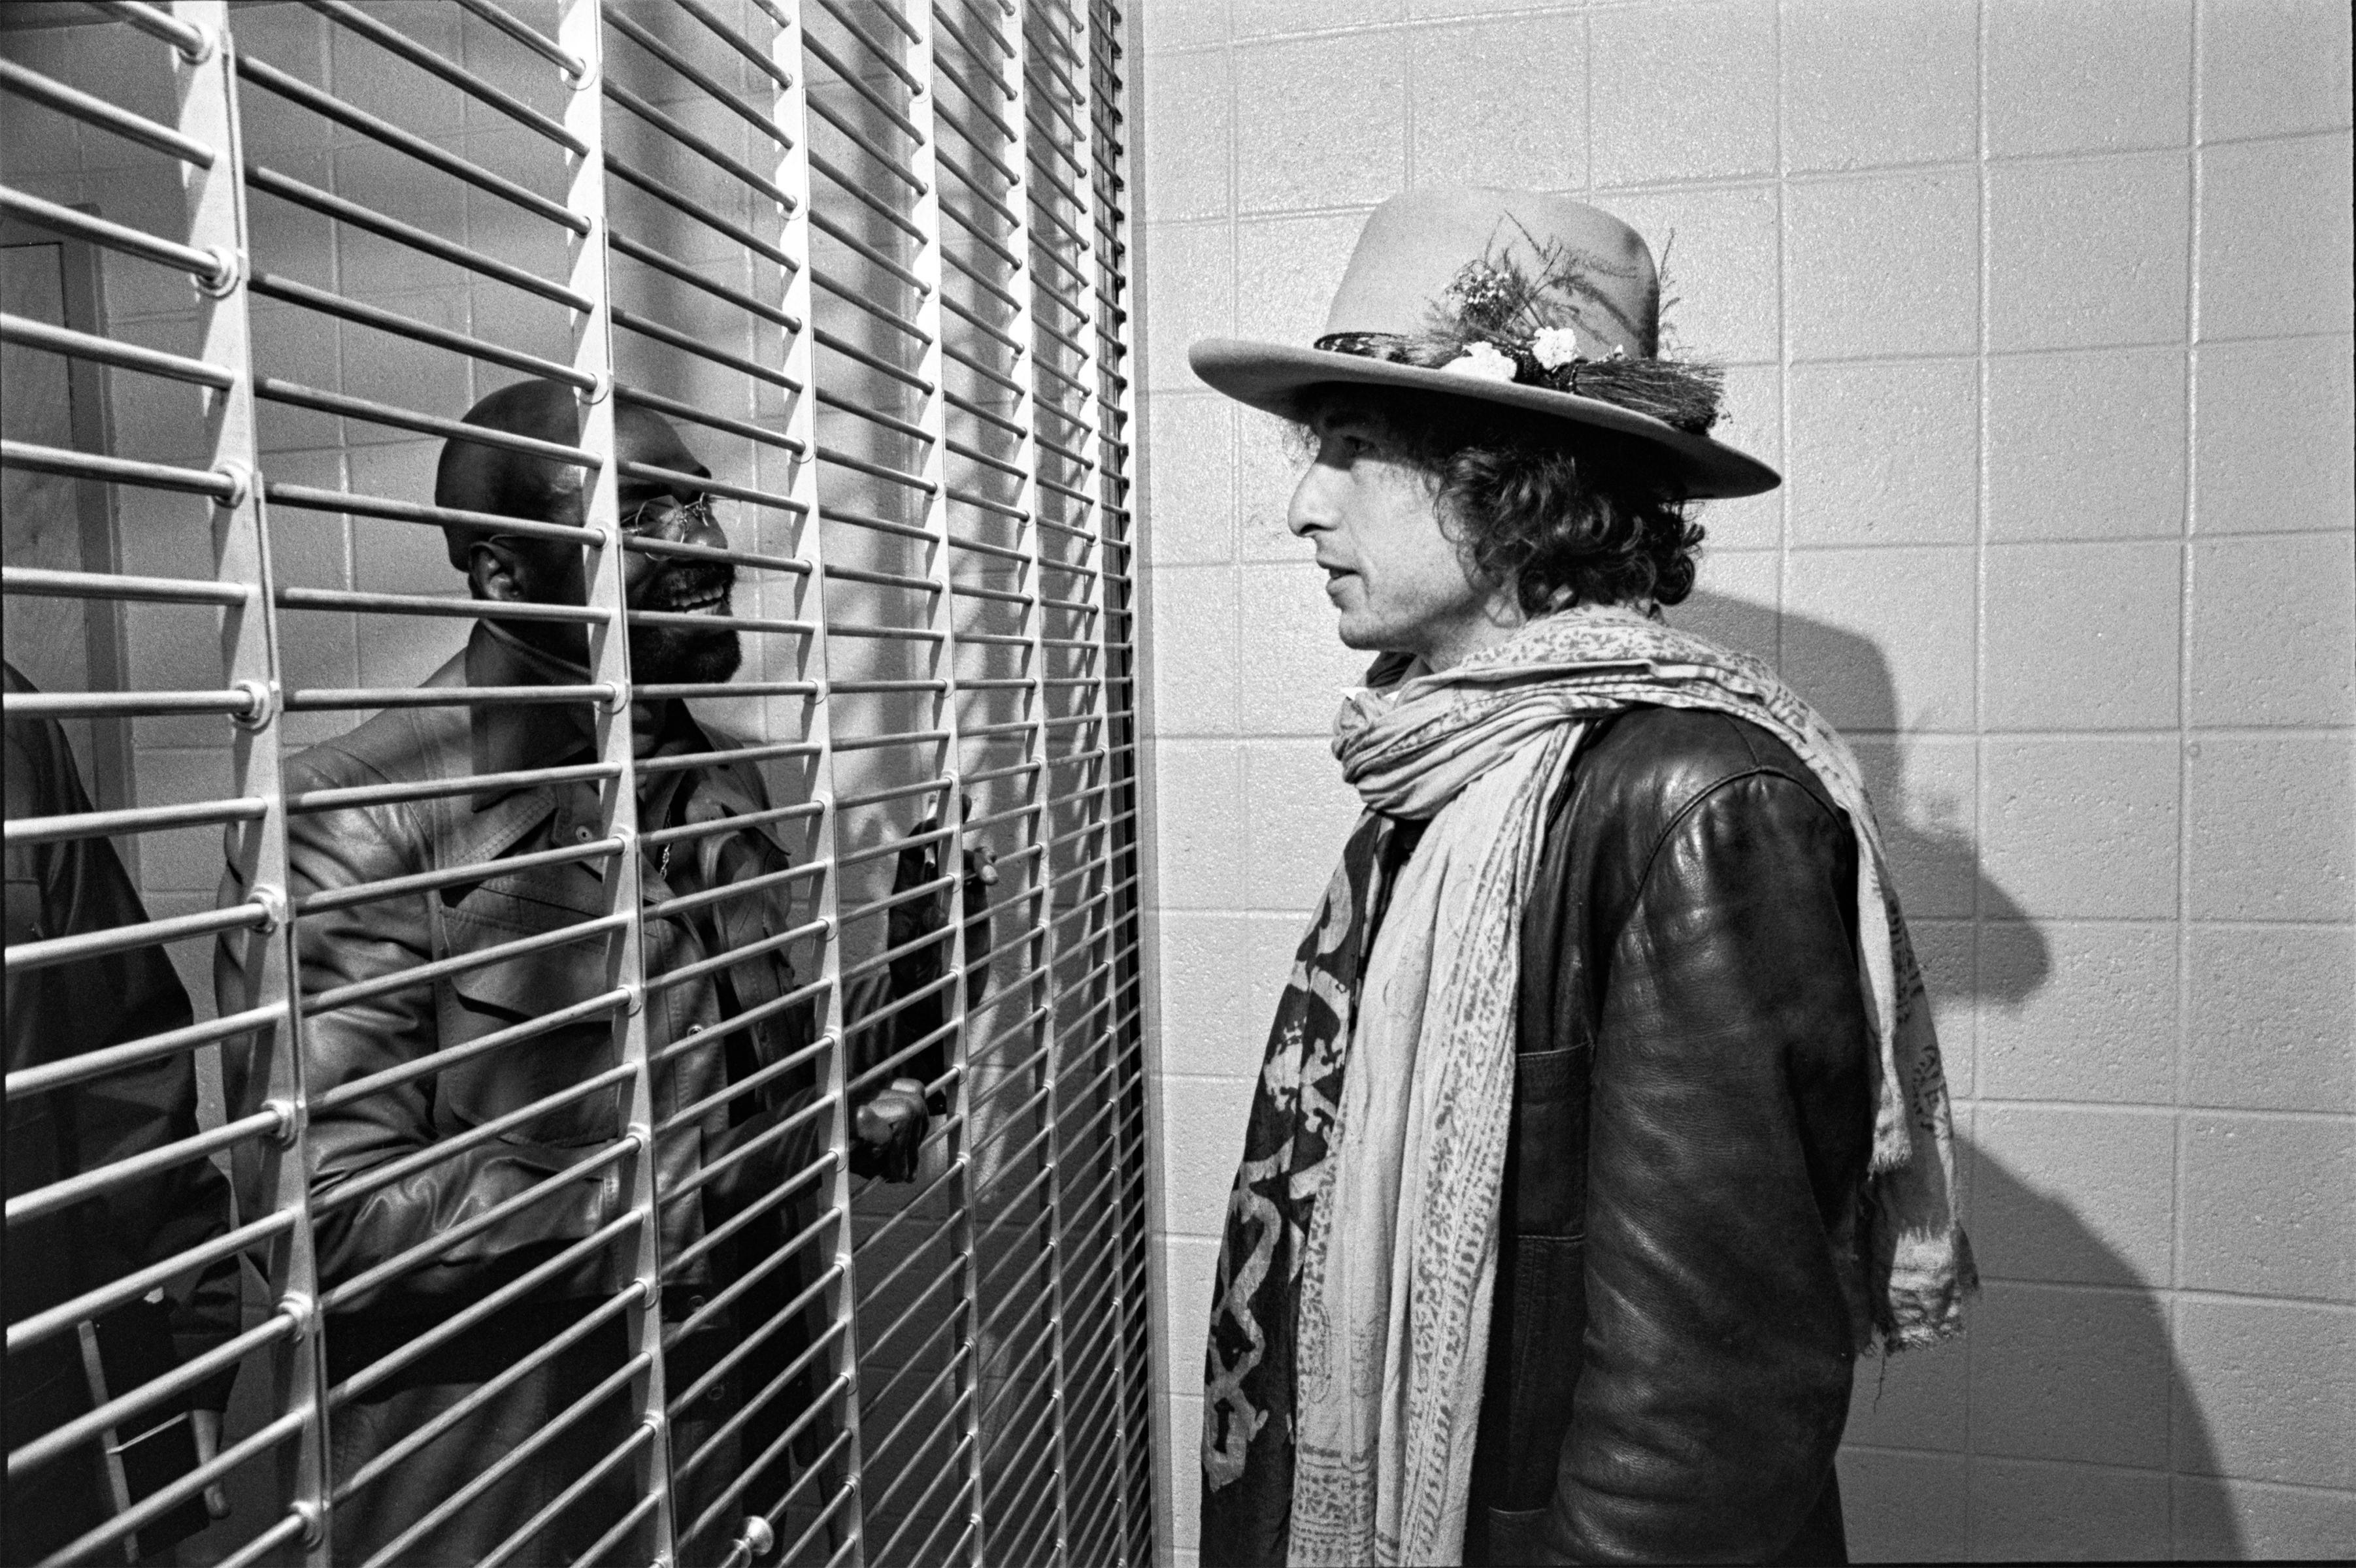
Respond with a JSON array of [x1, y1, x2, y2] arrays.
[[1133, 0, 2356, 1558]]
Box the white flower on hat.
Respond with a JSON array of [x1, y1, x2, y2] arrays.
[[1440, 341, 1518, 384], [1531, 325, 1584, 370]]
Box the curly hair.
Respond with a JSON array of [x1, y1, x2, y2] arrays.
[[1295, 384, 1706, 613]]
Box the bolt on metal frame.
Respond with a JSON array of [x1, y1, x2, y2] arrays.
[[1, 1, 1152, 1563]]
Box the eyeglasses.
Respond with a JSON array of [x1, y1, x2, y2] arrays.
[[617, 494, 722, 537]]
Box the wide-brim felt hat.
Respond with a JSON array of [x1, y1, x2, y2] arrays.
[[1189, 185, 1779, 500]]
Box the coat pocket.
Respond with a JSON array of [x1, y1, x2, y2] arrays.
[[435, 917, 621, 1146], [1514, 1045, 1589, 1237]]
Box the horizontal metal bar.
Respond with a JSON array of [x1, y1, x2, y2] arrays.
[[0, 436, 235, 500], [273, 585, 606, 628], [660, 1192, 837, 1341], [0, 189, 207, 297], [305, 911, 622, 1019], [478, 1422, 654, 1568], [456, 0, 584, 73], [7, 1206, 291, 1360], [7, 1302, 294, 1482], [244, 163, 594, 312], [357, 1348, 652, 1568], [812, 324, 931, 391], [604, 77, 795, 206], [83, 0, 208, 56], [256, 376, 602, 466], [658, 1088, 833, 1207], [252, 271, 591, 388], [808, 146, 926, 239], [314, 1069, 635, 1219], [670, 0, 793, 91], [618, 455, 810, 513], [820, 561, 935, 600], [302, 0, 584, 152], [810, 263, 932, 343], [859, 1352, 970, 1483], [0, 56, 213, 165], [0, 311, 229, 394], [758, 1439, 856, 1567], [319, 1141, 639, 1315], [284, 683, 613, 717], [669, 1296, 846, 1463], [640, 796, 821, 848], [5, 898, 270, 977], [801, 31, 924, 148], [609, 385, 806, 461], [315, 989, 628, 1114], [661, 1164, 837, 1312], [5, 564, 246, 607], [810, 0, 922, 88], [10, 771, 251, 845], [808, 208, 927, 292], [287, 758, 618, 815], [234, 55, 586, 235], [601, 5, 785, 152], [935, 52, 1016, 144], [332, 1215, 644, 1414], [934, 153, 1021, 250], [929, 1, 1009, 83], [6, 1002, 284, 1119], [608, 229, 798, 331], [871, 1445, 976, 1566], [1, 686, 250, 722], [943, 387, 1024, 440], [606, 155, 795, 269], [262, 481, 601, 548], [331, 1282, 643, 1504]]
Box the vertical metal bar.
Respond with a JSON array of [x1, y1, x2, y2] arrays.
[[987, 3, 1074, 1561], [1065, 3, 1147, 1556], [778, 5, 876, 1565], [895, 7, 987, 1563], [176, 5, 334, 1558], [556, 3, 670, 1561]]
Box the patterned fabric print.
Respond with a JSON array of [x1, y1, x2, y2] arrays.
[[1200, 811, 1403, 1567]]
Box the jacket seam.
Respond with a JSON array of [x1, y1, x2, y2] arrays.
[[1621, 763, 1851, 930]]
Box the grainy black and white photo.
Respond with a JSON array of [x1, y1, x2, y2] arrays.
[[3, 1, 2349, 1564]]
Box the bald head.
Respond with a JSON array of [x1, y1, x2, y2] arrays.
[[434, 380, 701, 566]]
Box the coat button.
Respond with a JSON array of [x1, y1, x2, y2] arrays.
[[574, 825, 594, 843]]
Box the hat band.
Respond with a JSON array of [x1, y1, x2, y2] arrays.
[[1312, 330, 1724, 436]]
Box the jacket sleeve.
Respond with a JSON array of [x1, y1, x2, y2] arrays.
[[5, 696, 241, 1409], [1544, 771, 1870, 1563], [235, 786, 617, 1312]]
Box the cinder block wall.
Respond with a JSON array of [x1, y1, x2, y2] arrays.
[[1131, 1, 2354, 1561]]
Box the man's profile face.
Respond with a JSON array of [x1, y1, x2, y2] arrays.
[[491, 408, 742, 685], [1287, 406, 1493, 665]]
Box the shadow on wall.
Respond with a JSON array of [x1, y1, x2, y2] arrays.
[[1676, 587, 2047, 1003], [1677, 591, 2238, 1560]]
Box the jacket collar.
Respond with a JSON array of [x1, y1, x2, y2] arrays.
[[463, 621, 706, 829]]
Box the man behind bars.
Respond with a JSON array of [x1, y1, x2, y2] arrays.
[[218, 379, 989, 1565], [1189, 188, 1974, 1565]]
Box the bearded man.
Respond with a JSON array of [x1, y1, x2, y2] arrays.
[[218, 379, 987, 1563], [1189, 188, 1974, 1566]]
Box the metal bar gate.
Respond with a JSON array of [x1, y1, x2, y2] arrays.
[[0, 2, 1150, 1563]]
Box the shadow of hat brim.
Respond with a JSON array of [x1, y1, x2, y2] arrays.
[[1188, 338, 1782, 500]]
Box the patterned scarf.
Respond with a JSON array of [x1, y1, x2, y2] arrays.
[[1200, 606, 1974, 1567]]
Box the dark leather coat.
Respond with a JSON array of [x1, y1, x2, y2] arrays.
[[5, 662, 240, 1562], [1463, 705, 1872, 1565], [216, 625, 954, 1563]]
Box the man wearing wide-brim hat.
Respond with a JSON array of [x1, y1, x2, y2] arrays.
[[1189, 186, 1976, 1566]]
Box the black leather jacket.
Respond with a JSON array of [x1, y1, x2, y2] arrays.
[[1464, 705, 1872, 1565]]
